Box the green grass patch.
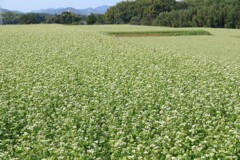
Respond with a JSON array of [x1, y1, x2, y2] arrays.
[[106, 30, 212, 37]]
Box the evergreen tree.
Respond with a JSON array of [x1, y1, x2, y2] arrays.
[[86, 13, 97, 25]]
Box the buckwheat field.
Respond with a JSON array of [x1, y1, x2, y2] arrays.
[[0, 25, 239, 159]]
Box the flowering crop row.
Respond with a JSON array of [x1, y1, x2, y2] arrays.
[[0, 25, 239, 159]]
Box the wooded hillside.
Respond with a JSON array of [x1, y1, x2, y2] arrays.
[[105, 0, 240, 28]]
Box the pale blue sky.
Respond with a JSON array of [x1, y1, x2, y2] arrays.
[[0, 0, 123, 12]]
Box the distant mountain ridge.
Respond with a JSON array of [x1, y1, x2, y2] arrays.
[[0, 8, 23, 14], [32, 6, 109, 15], [0, 5, 109, 15], [31, 6, 109, 15]]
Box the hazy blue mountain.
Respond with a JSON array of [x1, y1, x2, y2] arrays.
[[1, 8, 23, 14], [1, 8, 11, 12], [31, 7, 79, 15], [0, 5, 109, 15], [31, 5, 109, 15]]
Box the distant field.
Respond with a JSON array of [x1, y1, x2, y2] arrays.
[[0, 25, 239, 159], [97, 25, 240, 69], [82, 25, 240, 68]]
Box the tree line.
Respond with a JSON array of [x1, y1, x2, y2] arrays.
[[105, 0, 240, 28], [2, 12, 105, 25], [2, 0, 240, 28]]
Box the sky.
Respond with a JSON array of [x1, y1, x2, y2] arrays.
[[0, 0, 123, 12]]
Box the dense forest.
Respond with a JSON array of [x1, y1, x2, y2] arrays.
[[1, 0, 240, 28], [105, 0, 240, 28], [1, 12, 105, 25]]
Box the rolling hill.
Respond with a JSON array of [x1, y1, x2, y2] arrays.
[[0, 6, 109, 15], [31, 6, 109, 15]]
